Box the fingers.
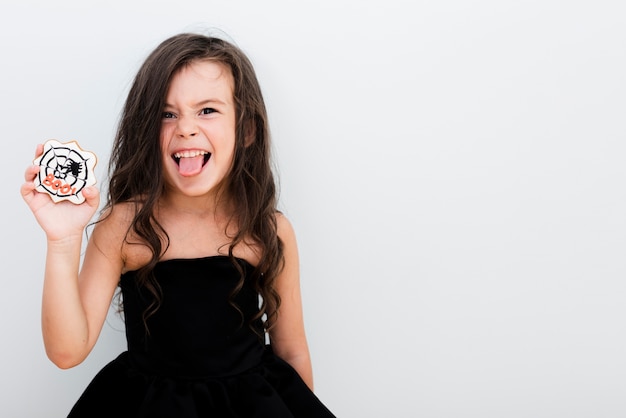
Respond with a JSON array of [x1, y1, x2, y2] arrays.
[[81, 186, 101, 209], [24, 144, 43, 201], [21, 164, 39, 202], [34, 143, 43, 158], [25, 143, 43, 183], [24, 164, 39, 181], [20, 180, 36, 201]]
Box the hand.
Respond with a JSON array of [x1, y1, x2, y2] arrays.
[[21, 144, 100, 241]]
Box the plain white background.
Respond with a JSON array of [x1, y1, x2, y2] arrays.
[[3, 1, 626, 417]]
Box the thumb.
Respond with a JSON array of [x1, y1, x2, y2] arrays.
[[81, 186, 100, 208]]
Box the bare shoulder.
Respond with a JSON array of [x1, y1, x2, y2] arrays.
[[275, 212, 296, 243], [275, 212, 300, 262], [90, 202, 151, 272], [92, 202, 135, 240]]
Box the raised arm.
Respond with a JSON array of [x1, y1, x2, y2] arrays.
[[268, 214, 315, 390], [21, 146, 124, 369]]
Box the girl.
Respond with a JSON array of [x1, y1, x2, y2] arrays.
[[21, 32, 335, 417]]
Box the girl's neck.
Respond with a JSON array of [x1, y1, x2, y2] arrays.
[[159, 189, 231, 216]]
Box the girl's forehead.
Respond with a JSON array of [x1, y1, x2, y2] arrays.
[[167, 61, 234, 100], [177, 60, 232, 83]]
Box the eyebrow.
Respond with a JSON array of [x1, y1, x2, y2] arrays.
[[164, 99, 228, 108]]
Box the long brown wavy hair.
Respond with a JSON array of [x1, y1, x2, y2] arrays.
[[104, 32, 283, 334]]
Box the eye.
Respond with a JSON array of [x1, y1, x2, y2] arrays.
[[201, 108, 216, 115], [162, 111, 176, 119]]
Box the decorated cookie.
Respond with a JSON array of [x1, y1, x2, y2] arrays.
[[33, 139, 98, 204]]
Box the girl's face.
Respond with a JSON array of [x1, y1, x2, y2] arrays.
[[160, 60, 237, 200]]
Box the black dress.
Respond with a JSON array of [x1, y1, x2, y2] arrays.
[[68, 256, 335, 417]]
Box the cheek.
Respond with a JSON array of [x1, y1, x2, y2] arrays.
[[219, 139, 237, 166], [160, 127, 173, 152]]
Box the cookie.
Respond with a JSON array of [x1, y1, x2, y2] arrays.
[[33, 139, 98, 204]]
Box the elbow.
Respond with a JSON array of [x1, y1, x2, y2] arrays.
[[49, 358, 80, 370], [54, 361, 79, 370], [43, 333, 91, 369], [45, 347, 86, 369]]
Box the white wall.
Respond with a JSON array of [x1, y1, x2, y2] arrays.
[[3, 1, 625, 417]]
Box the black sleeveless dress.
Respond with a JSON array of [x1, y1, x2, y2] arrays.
[[67, 256, 335, 417]]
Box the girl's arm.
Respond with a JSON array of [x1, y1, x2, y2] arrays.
[[21, 147, 124, 369], [268, 214, 315, 390], [43, 209, 126, 369]]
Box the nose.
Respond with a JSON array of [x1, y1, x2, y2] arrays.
[[175, 116, 198, 138]]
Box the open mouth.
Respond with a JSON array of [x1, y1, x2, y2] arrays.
[[172, 150, 211, 176]]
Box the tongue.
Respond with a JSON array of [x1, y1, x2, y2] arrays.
[[178, 155, 205, 176]]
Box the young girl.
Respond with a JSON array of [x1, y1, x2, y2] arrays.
[[21, 32, 335, 417]]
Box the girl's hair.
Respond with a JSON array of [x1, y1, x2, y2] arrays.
[[105, 32, 282, 334]]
